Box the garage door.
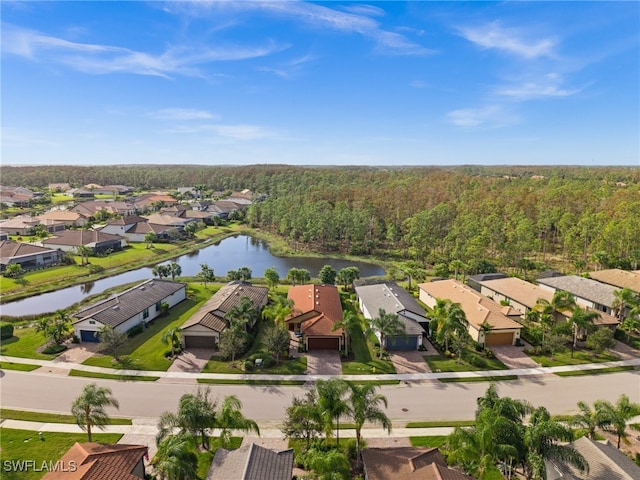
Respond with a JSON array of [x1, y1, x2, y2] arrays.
[[485, 332, 514, 346], [385, 336, 417, 351], [184, 335, 215, 349], [308, 337, 340, 350], [80, 330, 100, 343]]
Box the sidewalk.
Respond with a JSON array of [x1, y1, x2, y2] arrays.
[[2, 354, 639, 382]]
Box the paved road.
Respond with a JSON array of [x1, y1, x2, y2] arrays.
[[1, 369, 638, 423]]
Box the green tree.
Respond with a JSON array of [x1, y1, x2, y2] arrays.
[[316, 378, 349, 445], [216, 395, 260, 447], [332, 310, 361, 356], [98, 325, 128, 361], [153, 264, 171, 279], [263, 323, 290, 363], [197, 263, 215, 288], [366, 308, 406, 358], [346, 382, 392, 469], [168, 261, 182, 281], [71, 383, 120, 442], [184, 221, 198, 238], [569, 306, 600, 356], [599, 394, 640, 448], [35, 310, 71, 346], [286, 267, 310, 286], [336, 266, 360, 290], [569, 400, 611, 440], [264, 266, 280, 289], [304, 448, 351, 480], [151, 434, 198, 480], [431, 299, 468, 353], [144, 232, 157, 249], [3, 263, 24, 278], [218, 327, 248, 364], [585, 327, 616, 355], [76, 244, 91, 266], [162, 327, 182, 358], [261, 295, 294, 324], [318, 264, 338, 285], [281, 390, 323, 448], [612, 287, 639, 320], [449, 259, 467, 281]]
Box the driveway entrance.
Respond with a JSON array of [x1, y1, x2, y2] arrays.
[[306, 350, 342, 375], [167, 348, 214, 373]]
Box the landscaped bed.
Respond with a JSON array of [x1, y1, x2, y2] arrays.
[[0, 327, 62, 360]]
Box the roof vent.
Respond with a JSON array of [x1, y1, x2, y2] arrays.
[[139, 286, 145, 291], [112, 305, 120, 311]]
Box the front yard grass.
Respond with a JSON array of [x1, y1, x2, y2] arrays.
[[0, 428, 122, 480], [438, 374, 518, 383], [0, 361, 41, 371], [0, 327, 61, 360], [68, 369, 160, 381], [527, 348, 619, 367], [82, 284, 211, 371], [424, 351, 509, 373], [0, 409, 132, 425], [409, 436, 449, 448], [554, 365, 635, 377]]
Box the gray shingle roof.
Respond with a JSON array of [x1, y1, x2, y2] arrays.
[[207, 444, 293, 480], [72, 279, 185, 328], [0, 240, 59, 265], [537, 275, 618, 307], [355, 282, 426, 317]]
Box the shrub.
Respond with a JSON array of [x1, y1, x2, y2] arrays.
[[71, 334, 80, 344], [248, 351, 275, 368], [43, 344, 67, 355], [0, 323, 14, 340], [418, 344, 427, 351], [469, 354, 488, 368], [243, 359, 254, 372], [127, 323, 144, 338]]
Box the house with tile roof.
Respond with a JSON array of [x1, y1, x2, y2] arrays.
[[355, 281, 428, 350], [41, 230, 126, 254], [180, 282, 268, 349], [588, 269, 640, 294], [362, 447, 473, 480], [537, 275, 620, 317], [418, 279, 523, 347], [39, 210, 88, 227], [286, 284, 345, 351], [206, 443, 294, 480], [479, 277, 561, 319], [71, 200, 136, 218], [100, 215, 178, 242], [72, 279, 185, 342], [0, 215, 44, 236], [41, 442, 147, 480], [0, 240, 62, 272], [546, 437, 640, 480]]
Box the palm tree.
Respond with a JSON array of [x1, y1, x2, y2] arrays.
[[599, 394, 640, 448], [261, 296, 294, 324], [304, 448, 351, 480], [226, 296, 256, 331], [431, 300, 468, 353], [162, 327, 181, 358], [478, 321, 493, 349], [569, 400, 610, 440], [71, 383, 120, 442], [569, 307, 600, 356], [151, 434, 198, 480], [367, 308, 406, 358], [332, 310, 361, 355], [535, 290, 576, 322], [316, 378, 349, 445], [215, 395, 260, 447], [168, 261, 182, 281], [346, 382, 392, 469], [523, 406, 587, 480], [612, 288, 638, 320]]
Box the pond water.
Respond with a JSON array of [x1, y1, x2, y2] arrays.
[[0, 235, 384, 317]]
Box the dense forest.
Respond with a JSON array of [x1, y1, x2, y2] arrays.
[[2, 165, 639, 274]]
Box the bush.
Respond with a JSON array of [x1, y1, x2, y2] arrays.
[[418, 343, 427, 351], [72, 334, 80, 344], [243, 359, 254, 372], [43, 344, 67, 355], [127, 323, 144, 338], [247, 351, 275, 368], [0, 323, 14, 340], [468, 354, 488, 368]]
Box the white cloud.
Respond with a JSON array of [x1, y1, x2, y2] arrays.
[[166, 123, 280, 141], [494, 73, 581, 100], [1, 23, 285, 77], [146, 108, 218, 121], [457, 21, 557, 59], [447, 105, 518, 128]]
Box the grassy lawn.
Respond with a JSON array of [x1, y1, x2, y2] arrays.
[[196, 437, 242, 479], [68, 369, 160, 381], [0, 361, 41, 371], [83, 284, 211, 371], [0, 327, 62, 360], [0, 409, 132, 425], [409, 436, 449, 448], [406, 420, 474, 428], [424, 352, 509, 373], [528, 349, 619, 367], [0, 428, 122, 480], [554, 365, 635, 377], [340, 299, 396, 375], [197, 378, 306, 385], [439, 375, 519, 383]]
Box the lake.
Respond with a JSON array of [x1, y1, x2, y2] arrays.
[[0, 235, 385, 317]]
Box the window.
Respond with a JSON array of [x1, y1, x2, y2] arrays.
[[155, 301, 162, 311], [143, 308, 149, 319]]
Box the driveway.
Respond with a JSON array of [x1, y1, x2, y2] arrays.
[[52, 342, 100, 364], [491, 343, 540, 370], [389, 350, 431, 374], [167, 348, 214, 373], [306, 350, 342, 375]]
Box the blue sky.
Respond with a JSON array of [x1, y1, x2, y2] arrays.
[[2, 1, 639, 166]]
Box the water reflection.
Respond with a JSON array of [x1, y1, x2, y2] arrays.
[[1, 235, 384, 317]]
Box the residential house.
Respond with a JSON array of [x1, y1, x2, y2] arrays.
[[285, 284, 345, 351], [100, 215, 177, 242], [226, 189, 255, 205], [0, 232, 8, 241], [546, 436, 640, 480], [71, 200, 136, 218], [102, 184, 135, 195], [142, 213, 194, 230], [41, 230, 126, 254], [39, 210, 88, 227], [355, 281, 428, 350], [466, 272, 508, 292], [537, 275, 620, 317], [0, 215, 42, 236], [479, 277, 562, 320], [131, 193, 178, 212], [418, 279, 523, 346], [160, 205, 215, 224], [0, 240, 62, 272], [41, 442, 147, 480], [48, 183, 71, 192], [206, 443, 294, 480], [362, 447, 473, 480], [180, 282, 268, 349], [72, 279, 186, 342], [208, 200, 246, 219], [69, 188, 95, 198], [0, 192, 32, 207], [588, 269, 640, 294]]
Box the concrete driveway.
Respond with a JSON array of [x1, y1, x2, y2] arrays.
[[167, 348, 214, 373], [389, 350, 431, 374], [491, 343, 540, 369], [306, 350, 342, 375]]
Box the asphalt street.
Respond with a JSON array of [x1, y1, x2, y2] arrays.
[[1, 370, 638, 423]]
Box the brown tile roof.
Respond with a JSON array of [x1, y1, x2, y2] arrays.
[[42, 442, 146, 480], [207, 443, 293, 480], [181, 283, 269, 332], [0, 240, 59, 264], [73, 279, 185, 328], [287, 284, 344, 336], [42, 230, 123, 247], [479, 277, 554, 309], [588, 269, 640, 293], [418, 280, 522, 332], [362, 447, 473, 480], [40, 210, 86, 221]]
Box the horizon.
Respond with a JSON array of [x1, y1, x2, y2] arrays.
[[2, 1, 639, 167]]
